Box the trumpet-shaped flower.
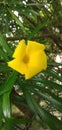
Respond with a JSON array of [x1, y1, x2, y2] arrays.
[[8, 40, 47, 79]]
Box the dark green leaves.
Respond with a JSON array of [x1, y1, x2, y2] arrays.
[[0, 97, 3, 129], [4, 117, 30, 130], [0, 1, 62, 130], [43, 68, 62, 82], [27, 20, 49, 40], [19, 81, 62, 130], [3, 92, 11, 118], [0, 33, 12, 56], [0, 71, 17, 96]]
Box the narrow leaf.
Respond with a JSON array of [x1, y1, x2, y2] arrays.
[[0, 71, 17, 95], [3, 92, 11, 118], [43, 69, 62, 82], [6, 117, 30, 124], [7, 8, 24, 29], [0, 96, 3, 129], [27, 20, 49, 40], [4, 120, 13, 130], [31, 97, 62, 130], [20, 83, 62, 130], [34, 87, 62, 112], [0, 48, 9, 62], [34, 76, 62, 91], [0, 33, 12, 56], [0, 65, 9, 72]]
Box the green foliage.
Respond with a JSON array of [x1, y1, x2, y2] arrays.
[[0, 0, 62, 130]]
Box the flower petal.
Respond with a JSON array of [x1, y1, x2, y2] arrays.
[[8, 39, 47, 80], [26, 41, 45, 55], [13, 40, 26, 60], [25, 51, 47, 79], [8, 59, 27, 75]]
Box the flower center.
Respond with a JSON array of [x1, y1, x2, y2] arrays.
[[23, 54, 29, 63]]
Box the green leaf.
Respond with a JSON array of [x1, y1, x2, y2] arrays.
[[34, 76, 62, 91], [43, 68, 62, 82], [19, 82, 62, 130], [31, 97, 62, 130], [0, 33, 12, 56], [7, 8, 24, 29], [34, 86, 62, 112], [0, 65, 9, 72], [11, 91, 28, 110], [0, 71, 17, 96], [0, 48, 9, 62], [33, 77, 62, 111], [3, 92, 11, 118], [6, 117, 30, 124], [0, 96, 3, 129], [4, 120, 13, 130], [4, 117, 30, 130], [18, 79, 40, 119], [27, 20, 49, 40], [21, 86, 38, 114]]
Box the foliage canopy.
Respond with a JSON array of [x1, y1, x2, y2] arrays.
[[0, 0, 62, 130]]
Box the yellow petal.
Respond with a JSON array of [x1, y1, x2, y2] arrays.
[[8, 39, 47, 80], [25, 51, 47, 79], [8, 59, 27, 75], [26, 40, 45, 55], [13, 40, 26, 60]]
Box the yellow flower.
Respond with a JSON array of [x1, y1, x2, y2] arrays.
[[8, 40, 47, 79]]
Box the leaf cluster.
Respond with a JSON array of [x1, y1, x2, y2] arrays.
[[0, 0, 62, 130]]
